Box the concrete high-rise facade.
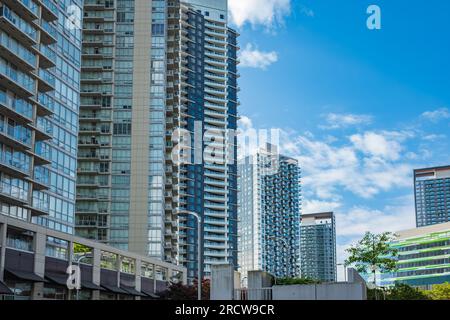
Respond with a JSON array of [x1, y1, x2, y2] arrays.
[[76, 0, 239, 282], [238, 144, 301, 281], [0, 0, 82, 234], [300, 212, 337, 282], [414, 166, 450, 227]]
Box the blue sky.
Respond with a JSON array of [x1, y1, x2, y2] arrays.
[[230, 0, 450, 266]]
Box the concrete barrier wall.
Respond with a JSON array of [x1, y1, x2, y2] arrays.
[[211, 265, 235, 300], [272, 282, 366, 300]]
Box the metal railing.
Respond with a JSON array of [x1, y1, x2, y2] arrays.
[[234, 288, 273, 301]]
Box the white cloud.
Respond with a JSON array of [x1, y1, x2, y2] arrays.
[[336, 203, 415, 238], [350, 131, 404, 161], [421, 108, 450, 122], [229, 0, 291, 28], [239, 44, 278, 70], [278, 129, 416, 200], [422, 134, 446, 141], [335, 198, 416, 264], [238, 115, 253, 130], [320, 113, 373, 130], [302, 199, 342, 214]]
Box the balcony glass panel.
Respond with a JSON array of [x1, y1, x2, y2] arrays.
[[0, 5, 37, 41], [0, 57, 35, 92], [0, 88, 33, 119], [0, 143, 30, 172], [0, 31, 36, 66]]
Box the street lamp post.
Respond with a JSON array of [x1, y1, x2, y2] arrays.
[[75, 254, 92, 300], [185, 212, 202, 301]]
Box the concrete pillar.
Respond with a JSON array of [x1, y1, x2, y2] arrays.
[[247, 271, 274, 300], [92, 247, 101, 285], [210, 264, 235, 300], [135, 259, 142, 291], [31, 282, 44, 300], [0, 222, 6, 282], [182, 268, 188, 285], [67, 240, 74, 265], [92, 290, 100, 300], [34, 231, 46, 278]]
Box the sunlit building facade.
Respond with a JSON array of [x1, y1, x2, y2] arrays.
[[0, 0, 82, 235], [300, 212, 337, 282], [238, 144, 301, 281], [76, 0, 239, 282], [415, 166, 450, 227]]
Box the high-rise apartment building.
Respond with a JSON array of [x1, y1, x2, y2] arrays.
[[76, 0, 239, 282], [238, 144, 301, 281], [415, 166, 450, 227], [0, 0, 82, 234], [300, 212, 337, 282]]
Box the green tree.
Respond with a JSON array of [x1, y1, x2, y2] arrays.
[[275, 277, 321, 286], [345, 232, 398, 284], [424, 282, 450, 300], [387, 283, 429, 300]]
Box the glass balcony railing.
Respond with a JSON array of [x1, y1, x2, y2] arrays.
[[0, 5, 37, 41], [36, 116, 53, 136], [0, 120, 32, 146], [34, 165, 50, 185], [19, 0, 39, 16], [38, 68, 56, 87], [42, 0, 59, 17], [0, 149, 30, 173], [0, 32, 36, 66], [37, 93, 55, 111], [0, 90, 33, 119], [35, 141, 51, 160], [38, 44, 56, 64], [40, 20, 57, 39], [0, 57, 35, 93]]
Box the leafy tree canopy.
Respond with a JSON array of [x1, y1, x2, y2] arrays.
[[345, 232, 398, 283], [424, 282, 450, 300]]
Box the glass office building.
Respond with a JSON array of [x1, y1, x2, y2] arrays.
[[300, 212, 337, 282], [415, 166, 450, 227], [380, 222, 450, 288], [0, 0, 82, 234], [77, 0, 239, 282], [238, 144, 301, 281]]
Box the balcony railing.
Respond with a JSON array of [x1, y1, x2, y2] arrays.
[[0, 90, 33, 120], [0, 31, 36, 66], [0, 57, 35, 93], [0, 5, 37, 42]]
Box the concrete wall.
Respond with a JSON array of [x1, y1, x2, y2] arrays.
[[211, 265, 235, 300], [272, 282, 366, 300]]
